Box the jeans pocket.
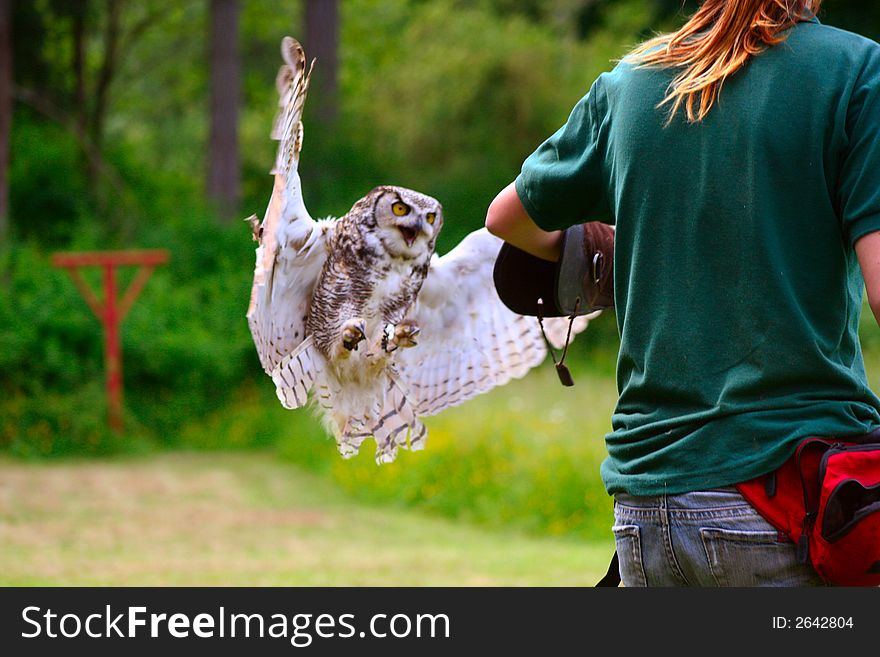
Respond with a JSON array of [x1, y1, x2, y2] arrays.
[[700, 527, 814, 587], [612, 524, 647, 587]]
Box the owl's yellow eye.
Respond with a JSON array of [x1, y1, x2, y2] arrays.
[[426, 212, 436, 225], [392, 202, 409, 217]]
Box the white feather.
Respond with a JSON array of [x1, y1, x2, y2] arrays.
[[394, 229, 597, 420], [247, 37, 328, 380], [249, 38, 602, 465]]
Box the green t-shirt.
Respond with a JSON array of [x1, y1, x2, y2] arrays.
[[515, 20, 880, 495]]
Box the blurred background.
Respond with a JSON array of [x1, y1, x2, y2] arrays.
[[0, 0, 878, 585]]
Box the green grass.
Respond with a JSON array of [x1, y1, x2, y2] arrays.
[[318, 359, 620, 539], [182, 341, 621, 541], [0, 451, 614, 586]]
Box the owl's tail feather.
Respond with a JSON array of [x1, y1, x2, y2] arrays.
[[337, 417, 370, 459], [271, 336, 318, 410], [373, 374, 425, 464], [335, 371, 427, 464]]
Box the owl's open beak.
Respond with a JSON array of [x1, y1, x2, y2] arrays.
[[398, 224, 420, 247]]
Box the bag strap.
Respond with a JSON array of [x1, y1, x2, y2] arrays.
[[793, 437, 838, 563], [795, 438, 834, 515], [595, 551, 621, 587], [536, 298, 578, 387]]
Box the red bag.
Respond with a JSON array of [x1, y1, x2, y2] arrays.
[[736, 430, 880, 586]]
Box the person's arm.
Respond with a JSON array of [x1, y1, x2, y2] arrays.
[[856, 231, 880, 325], [489, 78, 610, 260], [485, 182, 563, 262], [841, 50, 880, 325]]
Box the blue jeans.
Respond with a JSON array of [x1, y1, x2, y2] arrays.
[[612, 487, 826, 586]]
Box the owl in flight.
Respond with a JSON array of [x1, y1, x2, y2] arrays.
[[247, 37, 597, 463]]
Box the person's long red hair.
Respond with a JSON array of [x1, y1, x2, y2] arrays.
[[628, 0, 821, 123]]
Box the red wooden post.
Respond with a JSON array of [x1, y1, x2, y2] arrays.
[[51, 250, 170, 433], [103, 263, 122, 432]]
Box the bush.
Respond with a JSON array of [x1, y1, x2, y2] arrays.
[[0, 202, 262, 455], [8, 118, 93, 247]]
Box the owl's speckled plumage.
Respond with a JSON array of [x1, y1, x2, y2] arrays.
[[307, 185, 440, 362], [247, 38, 597, 463]]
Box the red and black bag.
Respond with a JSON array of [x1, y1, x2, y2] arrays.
[[736, 429, 880, 586]]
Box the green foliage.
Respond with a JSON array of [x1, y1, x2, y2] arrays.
[[0, 176, 262, 455], [8, 118, 92, 246], [0, 242, 117, 455], [120, 218, 259, 442], [1, 383, 150, 458], [337, 0, 631, 249]]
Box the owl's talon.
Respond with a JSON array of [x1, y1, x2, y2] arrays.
[[341, 318, 367, 351], [386, 320, 420, 352]]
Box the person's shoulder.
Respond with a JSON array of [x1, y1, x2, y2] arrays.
[[591, 54, 672, 108], [778, 20, 880, 88], [800, 20, 877, 46], [603, 55, 653, 84], [590, 54, 661, 93], [790, 20, 879, 61]]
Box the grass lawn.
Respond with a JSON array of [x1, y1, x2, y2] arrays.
[[0, 451, 614, 586]]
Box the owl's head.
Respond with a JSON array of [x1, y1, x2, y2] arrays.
[[367, 186, 443, 258]]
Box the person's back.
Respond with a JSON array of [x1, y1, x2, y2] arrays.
[[561, 19, 880, 495], [487, 1, 880, 585]]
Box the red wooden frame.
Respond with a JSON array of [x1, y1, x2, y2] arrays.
[[51, 250, 170, 433]]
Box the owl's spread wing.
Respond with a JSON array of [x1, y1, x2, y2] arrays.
[[393, 228, 599, 417], [247, 37, 330, 389]]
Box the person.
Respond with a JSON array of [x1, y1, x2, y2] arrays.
[[485, 0, 880, 586]]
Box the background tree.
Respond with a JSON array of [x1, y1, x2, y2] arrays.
[[207, 0, 241, 220], [10, 0, 167, 240], [304, 0, 338, 123], [0, 0, 11, 243]]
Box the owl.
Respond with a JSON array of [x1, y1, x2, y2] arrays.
[[247, 38, 598, 463]]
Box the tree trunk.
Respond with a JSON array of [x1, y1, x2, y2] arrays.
[[304, 0, 338, 123], [92, 0, 121, 153], [0, 0, 11, 242], [71, 0, 87, 143], [207, 0, 240, 220]]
